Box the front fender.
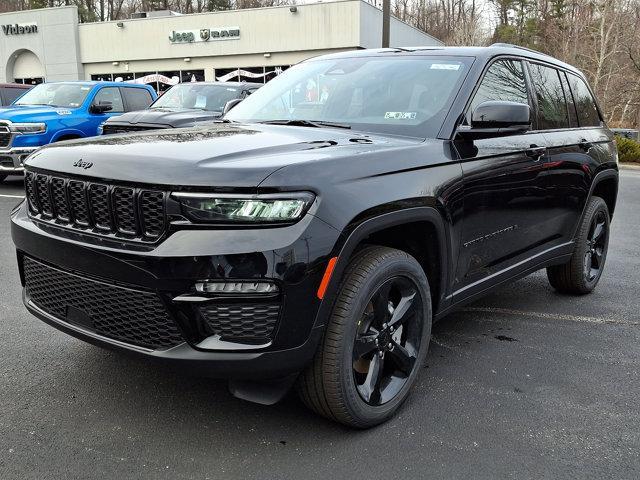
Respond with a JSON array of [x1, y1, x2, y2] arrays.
[[312, 206, 451, 330], [49, 128, 87, 143]]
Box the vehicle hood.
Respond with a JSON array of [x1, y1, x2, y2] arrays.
[[107, 108, 222, 127], [0, 105, 77, 122], [25, 122, 426, 188]]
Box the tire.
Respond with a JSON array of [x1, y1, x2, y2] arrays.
[[297, 246, 432, 428], [547, 196, 610, 294], [0, 173, 7, 183]]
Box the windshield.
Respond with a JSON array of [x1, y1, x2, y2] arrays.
[[226, 55, 471, 138], [152, 84, 243, 112], [14, 83, 92, 108]]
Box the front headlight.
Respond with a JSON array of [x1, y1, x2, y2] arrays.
[[9, 123, 47, 134], [97, 122, 105, 135], [172, 192, 315, 224]]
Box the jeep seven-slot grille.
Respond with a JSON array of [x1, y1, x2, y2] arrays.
[[25, 171, 166, 242], [23, 257, 184, 350]]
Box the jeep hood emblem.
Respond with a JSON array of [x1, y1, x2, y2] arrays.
[[73, 159, 93, 170]]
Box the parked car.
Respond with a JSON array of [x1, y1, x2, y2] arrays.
[[0, 81, 156, 182], [12, 45, 618, 428], [100, 82, 261, 134], [0, 83, 32, 106]]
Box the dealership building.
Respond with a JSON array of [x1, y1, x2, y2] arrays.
[[0, 1, 441, 91]]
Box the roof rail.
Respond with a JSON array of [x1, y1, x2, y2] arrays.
[[490, 43, 549, 57]]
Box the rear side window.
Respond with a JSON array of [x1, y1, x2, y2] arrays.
[[469, 59, 529, 121], [2, 87, 26, 105], [566, 74, 601, 127], [93, 87, 124, 112], [122, 87, 153, 112], [559, 72, 579, 128], [528, 63, 569, 130]]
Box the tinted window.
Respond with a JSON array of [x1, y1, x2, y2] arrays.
[[528, 63, 568, 130], [560, 72, 579, 128], [93, 87, 124, 112], [470, 59, 529, 121], [2, 87, 27, 105], [122, 87, 153, 112], [567, 74, 601, 127]]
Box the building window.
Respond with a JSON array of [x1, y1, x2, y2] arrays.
[[181, 70, 205, 83], [14, 77, 44, 85], [114, 73, 134, 82], [91, 74, 113, 82], [239, 67, 265, 83], [135, 71, 157, 91], [214, 66, 290, 83], [265, 65, 289, 82], [88, 70, 205, 92], [214, 68, 239, 82], [157, 71, 180, 93]]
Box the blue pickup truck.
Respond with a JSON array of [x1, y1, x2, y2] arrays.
[[0, 81, 156, 182]]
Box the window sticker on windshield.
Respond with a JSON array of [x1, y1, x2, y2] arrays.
[[385, 112, 417, 120], [80, 86, 91, 90], [56, 109, 72, 115], [430, 63, 461, 70]]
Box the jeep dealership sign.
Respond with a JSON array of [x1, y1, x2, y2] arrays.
[[2, 23, 38, 35], [169, 27, 240, 43]]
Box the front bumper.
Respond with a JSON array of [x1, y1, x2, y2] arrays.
[[11, 201, 340, 379], [0, 147, 37, 172]]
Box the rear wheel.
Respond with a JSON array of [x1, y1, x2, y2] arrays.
[[0, 173, 7, 183], [297, 246, 432, 428], [547, 196, 610, 294]]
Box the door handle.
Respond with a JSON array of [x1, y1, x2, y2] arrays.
[[525, 145, 547, 160], [579, 139, 593, 151]]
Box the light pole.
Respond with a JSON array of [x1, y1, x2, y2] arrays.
[[382, 0, 390, 48]]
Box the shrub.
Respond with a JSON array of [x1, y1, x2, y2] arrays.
[[615, 135, 640, 163]]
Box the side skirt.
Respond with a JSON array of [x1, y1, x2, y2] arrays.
[[435, 242, 573, 321]]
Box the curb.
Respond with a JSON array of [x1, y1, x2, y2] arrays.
[[619, 163, 640, 170]]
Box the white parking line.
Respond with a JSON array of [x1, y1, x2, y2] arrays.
[[0, 194, 24, 199], [461, 306, 639, 326]]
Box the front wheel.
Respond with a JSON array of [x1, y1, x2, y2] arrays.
[[297, 246, 432, 428], [0, 173, 8, 183], [547, 196, 610, 294]]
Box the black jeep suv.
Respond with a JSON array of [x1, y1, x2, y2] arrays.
[[100, 82, 261, 134], [11, 45, 618, 428]]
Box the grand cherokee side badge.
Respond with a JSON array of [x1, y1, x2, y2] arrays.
[[73, 159, 93, 170]]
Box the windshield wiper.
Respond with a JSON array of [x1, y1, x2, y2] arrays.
[[259, 119, 351, 130]]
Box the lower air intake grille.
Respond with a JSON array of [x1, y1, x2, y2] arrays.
[[23, 257, 184, 350], [198, 303, 281, 342]]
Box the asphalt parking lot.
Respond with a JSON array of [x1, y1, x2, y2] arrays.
[[0, 169, 639, 480]]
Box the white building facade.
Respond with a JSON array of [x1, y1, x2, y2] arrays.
[[0, 1, 441, 90]]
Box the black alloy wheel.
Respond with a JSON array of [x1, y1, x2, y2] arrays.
[[352, 276, 423, 406], [547, 195, 610, 294], [584, 210, 607, 282], [297, 246, 432, 428]]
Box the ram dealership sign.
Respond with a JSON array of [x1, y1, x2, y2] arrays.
[[2, 23, 38, 35], [169, 26, 240, 43]]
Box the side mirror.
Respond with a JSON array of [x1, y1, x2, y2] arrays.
[[90, 101, 113, 114], [223, 98, 242, 115], [457, 101, 531, 140]]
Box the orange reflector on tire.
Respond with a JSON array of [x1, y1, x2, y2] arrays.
[[317, 256, 338, 300]]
